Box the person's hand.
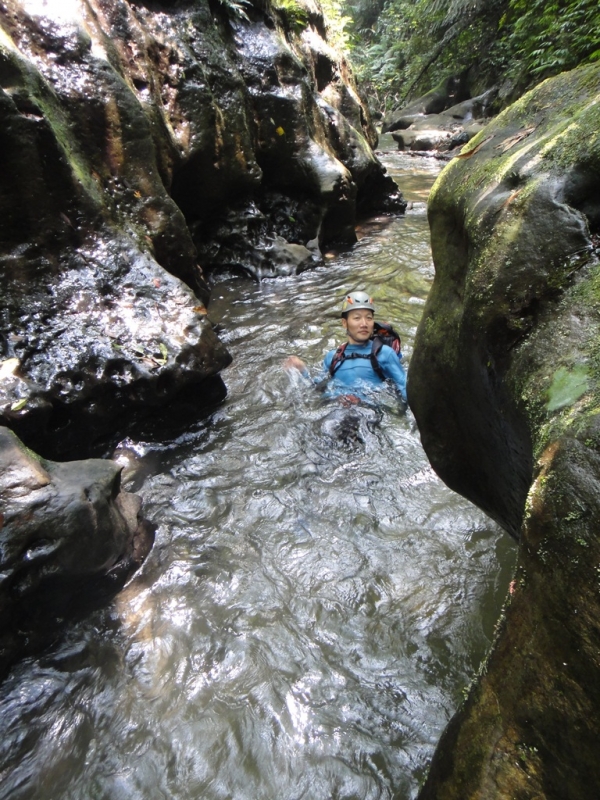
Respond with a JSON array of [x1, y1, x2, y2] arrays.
[[283, 356, 307, 372], [339, 394, 360, 406]]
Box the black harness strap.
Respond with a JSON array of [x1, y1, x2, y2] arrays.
[[369, 338, 386, 380], [329, 340, 386, 380]]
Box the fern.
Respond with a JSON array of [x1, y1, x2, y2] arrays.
[[340, 0, 599, 112], [271, 0, 310, 31], [217, 0, 252, 21]]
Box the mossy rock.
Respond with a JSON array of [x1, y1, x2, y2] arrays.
[[409, 63, 600, 799]]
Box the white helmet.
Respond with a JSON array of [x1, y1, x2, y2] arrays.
[[341, 291, 375, 317]]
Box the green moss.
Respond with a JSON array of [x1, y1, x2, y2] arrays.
[[271, 0, 310, 31], [7, 427, 45, 465], [540, 75, 600, 171], [0, 41, 103, 207], [439, 65, 600, 225], [574, 263, 600, 310]]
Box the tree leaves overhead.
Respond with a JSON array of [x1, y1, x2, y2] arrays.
[[340, 0, 509, 109], [342, 0, 387, 34], [424, 0, 506, 29], [339, 0, 600, 113], [507, 0, 600, 77]]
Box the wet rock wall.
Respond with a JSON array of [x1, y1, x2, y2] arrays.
[[409, 64, 600, 799], [0, 0, 402, 459]]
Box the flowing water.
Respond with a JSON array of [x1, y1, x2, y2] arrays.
[[0, 145, 516, 800]]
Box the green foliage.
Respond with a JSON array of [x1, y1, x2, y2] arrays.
[[340, 0, 508, 109], [217, 0, 252, 21], [547, 366, 590, 412], [344, 0, 421, 107], [320, 0, 352, 50], [272, 0, 310, 31], [340, 0, 600, 113], [502, 0, 600, 81]]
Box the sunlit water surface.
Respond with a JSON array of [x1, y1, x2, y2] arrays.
[[0, 146, 516, 800]]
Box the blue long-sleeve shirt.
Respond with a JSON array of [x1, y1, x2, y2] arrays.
[[321, 342, 407, 402]]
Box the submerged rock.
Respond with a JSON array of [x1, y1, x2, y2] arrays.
[[0, 426, 154, 679], [409, 63, 600, 798]]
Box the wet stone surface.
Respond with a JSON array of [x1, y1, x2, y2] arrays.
[[0, 425, 154, 679], [0, 0, 402, 457], [409, 64, 600, 800]]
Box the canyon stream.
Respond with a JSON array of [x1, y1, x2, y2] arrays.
[[0, 142, 516, 800]]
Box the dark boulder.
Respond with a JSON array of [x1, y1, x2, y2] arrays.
[[392, 126, 454, 152], [0, 232, 231, 459], [382, 75, 472, 133], [441, 123, 484, 152], [437, 87, 497, 122], [0, 426, 154, 679], [390, 90, 495, 153], [409, 63, 600, 799]]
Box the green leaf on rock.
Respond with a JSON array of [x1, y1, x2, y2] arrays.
[[546, 365, 589, 411], [154, 342, 168, 365], [10, 398, 28, 411]]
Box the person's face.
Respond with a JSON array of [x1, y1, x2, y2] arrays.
[[342, 308, 374, 344]]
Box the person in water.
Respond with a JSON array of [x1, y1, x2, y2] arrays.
[[285, 291, 407, 405]]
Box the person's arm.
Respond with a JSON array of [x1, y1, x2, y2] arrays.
[[379, 346, 407, 402], [283, 356, 308, 375], [283, 351, 336, 391], [284, 354, 330, 385]]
